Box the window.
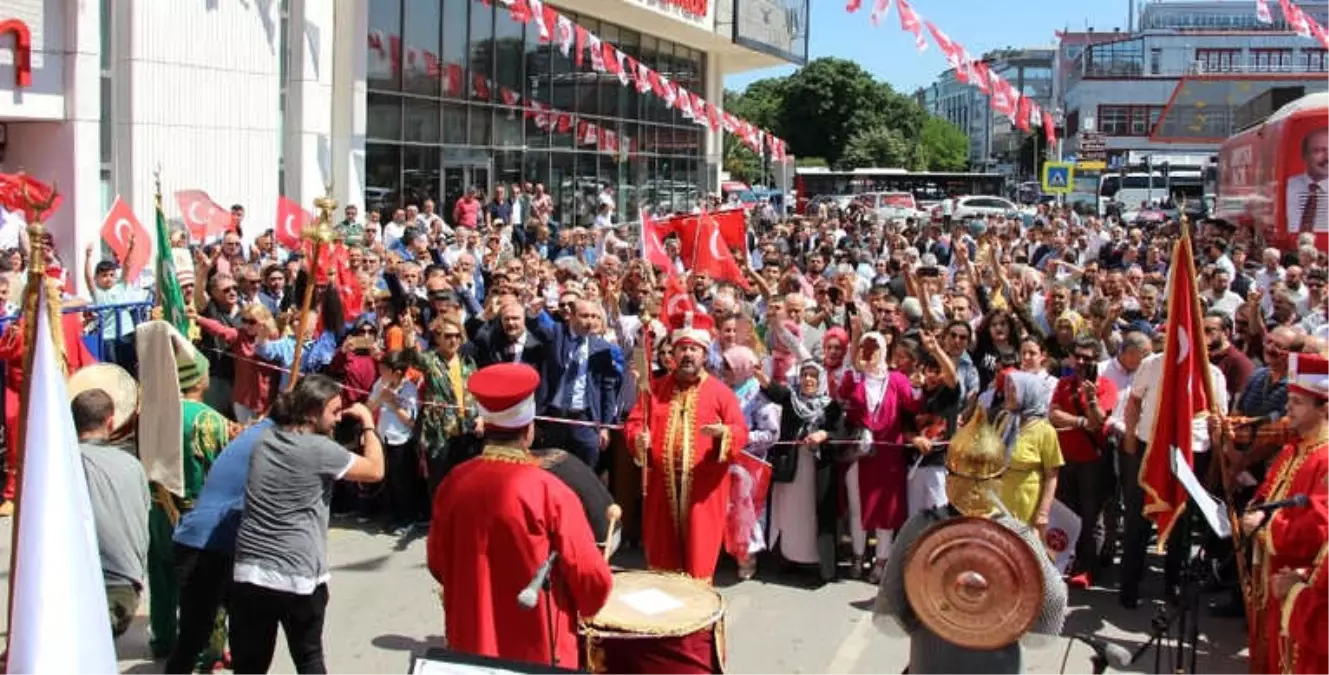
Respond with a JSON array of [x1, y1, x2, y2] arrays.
[[1084, 39, 1144, 77], [1195, 48, 1241, 73], [1149, 48, 1161, 75], [1251, 49, 1294, 72], [1097, 105, 1165, 137], [1305, 49, 1328, 72]]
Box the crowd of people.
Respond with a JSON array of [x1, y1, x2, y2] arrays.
[[5, 182, 1327, 674]]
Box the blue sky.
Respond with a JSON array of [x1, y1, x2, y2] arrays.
[[723, 0, 1132, 94]]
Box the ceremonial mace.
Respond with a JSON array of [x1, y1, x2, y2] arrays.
[[286, 186, 338, 391]]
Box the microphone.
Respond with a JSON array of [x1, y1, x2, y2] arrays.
[[517, 551, 559, 609], [1074, 634, 1133, 671], [1246, 494, 1310, 514]]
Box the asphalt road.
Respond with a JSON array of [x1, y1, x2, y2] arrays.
[[0, 517, 1249, 674]]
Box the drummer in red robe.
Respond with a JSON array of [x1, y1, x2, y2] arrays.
[[427, 363, 613, 669], [1241, 352, 1328, 674], [0, 300, 96, 513], [625, 310, 748, 582]]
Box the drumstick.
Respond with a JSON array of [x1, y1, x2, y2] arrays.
[[604, 504, 622, 562]]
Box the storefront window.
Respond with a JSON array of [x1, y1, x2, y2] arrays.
[[364, 1, 707, 220]]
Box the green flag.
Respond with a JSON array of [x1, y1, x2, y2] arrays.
[[154, 189, 189, 335]]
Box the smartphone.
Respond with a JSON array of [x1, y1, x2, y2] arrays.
[[1083, 360, 1099, 382]]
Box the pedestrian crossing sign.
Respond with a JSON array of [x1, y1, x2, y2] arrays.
[[1042, 162, 1074, 194]]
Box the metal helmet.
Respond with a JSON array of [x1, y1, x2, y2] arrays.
[[944, 409, 1007, 518]]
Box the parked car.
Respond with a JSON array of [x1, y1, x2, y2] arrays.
[[860, 191, 928, 223], [806, 194, 855, 216], [952, 195, 1020, 220]]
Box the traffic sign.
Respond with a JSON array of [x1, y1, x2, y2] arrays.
[[1076, 160, 1107, 172], [1042, 162, 1075, 194]]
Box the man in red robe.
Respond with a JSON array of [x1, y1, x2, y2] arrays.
[[1270, 491, 1329, 675], [1241, 352, 1327, 674], [427, 363, 612, 669], [625, 311, 748, 582], [0, 304, 96, 510]]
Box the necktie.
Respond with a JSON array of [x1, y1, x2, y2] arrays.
[[1301, 184, 1322, 233], [561, 338, 583, 409]]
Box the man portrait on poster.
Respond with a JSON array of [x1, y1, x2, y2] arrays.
[[1287, 127, 1328, 233]]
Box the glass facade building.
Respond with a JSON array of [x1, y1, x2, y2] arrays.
[[365, 0, 708, 226]]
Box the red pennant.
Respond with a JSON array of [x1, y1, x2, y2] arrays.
[[640, 208, 672, 270], [692, 215, 748, 288], [98, 196, 150, 283]]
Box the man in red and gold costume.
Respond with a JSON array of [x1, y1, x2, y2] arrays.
[[1241, 352, 1328, 674], [626, 311, 748, 581], [427, 363, 612, 669], [1270, 491, 1329, 675]]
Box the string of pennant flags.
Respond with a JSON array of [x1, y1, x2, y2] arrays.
[[1258, 0, 1329, 47], [370, 0, 790, 162], [847, 0, 1057, 147]]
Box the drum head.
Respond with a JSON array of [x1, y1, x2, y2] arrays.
[[585, 571, 723, 638], [67, 364, 139, 434], [903, 517, 1045, 650]]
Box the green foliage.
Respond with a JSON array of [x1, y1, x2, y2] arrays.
[[727, 57, 973, 172], [796, 157, 829, 168]]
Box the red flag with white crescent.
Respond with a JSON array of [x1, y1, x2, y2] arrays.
[[692, 216, 748, 288], [1140, 231, 1212, 547], [275, 196, 314, 251], [640, 208, 672, 270], [174, 189, 230, 242], [659, 272, 693, 325], [869, 0, 892, 26], [98, 196, 150, 283], [1255, 0, 1273, 23]]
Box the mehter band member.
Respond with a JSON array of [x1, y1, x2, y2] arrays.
[[428, 363, 612, 668], [874, 411, 1067, 673], [625, 310, 749, 582]]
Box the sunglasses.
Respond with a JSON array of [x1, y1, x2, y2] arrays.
[[220, 286, 237, 294], [440, 332, 463, 340], [242, 317, 259, 325], [358, 327, 375, 335]]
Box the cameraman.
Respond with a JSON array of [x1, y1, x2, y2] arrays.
[[1049, 336, 1118, 589]]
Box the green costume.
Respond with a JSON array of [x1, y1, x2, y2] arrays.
[[403, 348, 480, 497], [148, 398, 229, 658]]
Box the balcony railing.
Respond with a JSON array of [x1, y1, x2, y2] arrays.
[[1066, 56, 1327, 89]]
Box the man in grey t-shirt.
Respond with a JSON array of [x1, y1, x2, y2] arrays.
[[73, 389, 151, 639], [228, 374, 384, 674]]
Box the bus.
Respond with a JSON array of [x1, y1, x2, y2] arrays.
[[793, 168, 1005, 214], [1097, 161, 1207, 218]]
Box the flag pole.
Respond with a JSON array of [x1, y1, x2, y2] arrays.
[[1182, 207, 1255, 622], [4, 180, 61, 663], [286, 185, 338, 391], [152, 166, 166, 322]]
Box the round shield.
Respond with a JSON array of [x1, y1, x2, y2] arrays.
[[903, 516, 1045, 650], [67, 364, 139, 436]]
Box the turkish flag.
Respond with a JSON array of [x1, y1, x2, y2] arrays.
[[174, 190, 230, 242], [692, 216, 748, 288], [98, 196, 150, 283], [640, 208, 672, 271], [659, 272, 694, 325], [710, 210, 747, 255], [1140, 231, 1212, 546], [276, 195, 314, 251]]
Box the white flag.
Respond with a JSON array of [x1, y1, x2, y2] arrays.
[[1255, 0, 1273, 24], [7, 282, 117, 673]]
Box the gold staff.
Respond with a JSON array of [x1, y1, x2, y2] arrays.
[[4, 176, 61, 661], [286, 186, 338, 391]]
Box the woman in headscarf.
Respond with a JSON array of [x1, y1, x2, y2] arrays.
[[839, 331, 921, 583], [721, 345, 781, 580], [765, 360, 844, 583], [822, 326, 852, 397], [992, 370, 1063, 535], [1047, 310, 1087, 375]]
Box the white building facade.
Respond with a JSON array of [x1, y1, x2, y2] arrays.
[[1058, 0, 1328, 164], [0, 0, 806, 294]]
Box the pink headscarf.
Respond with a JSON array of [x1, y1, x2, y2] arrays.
[[722, 345, 759, 383], [823, 327, 850, 368]]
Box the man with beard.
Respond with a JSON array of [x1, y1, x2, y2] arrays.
[[1287, 127, 1328, 234], [1205, 310, 1255, 404], [1237, 352, 1327, 674], [625, 310, 749, 581]]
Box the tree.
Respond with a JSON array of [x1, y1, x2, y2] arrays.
[[918, 116, 971, 171], [725, 78, 785, 133], [776, 58, 894, 166], [840, 126, 913, 170]]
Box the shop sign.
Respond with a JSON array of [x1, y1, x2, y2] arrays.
[[0, 19, 31, 88]]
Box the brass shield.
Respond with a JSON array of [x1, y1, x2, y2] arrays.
[[903, 516, 1045, 650]]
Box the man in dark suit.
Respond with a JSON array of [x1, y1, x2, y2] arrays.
[[471, 298, 552, 407], [528, 299, 622, 470]]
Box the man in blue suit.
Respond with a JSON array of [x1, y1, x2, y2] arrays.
[[528, 299, 622, 470]]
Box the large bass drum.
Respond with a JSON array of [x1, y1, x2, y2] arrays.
[[67, 363, 139, 442], [580, 571, 726, 674], [903, 516, 1046, 650]]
